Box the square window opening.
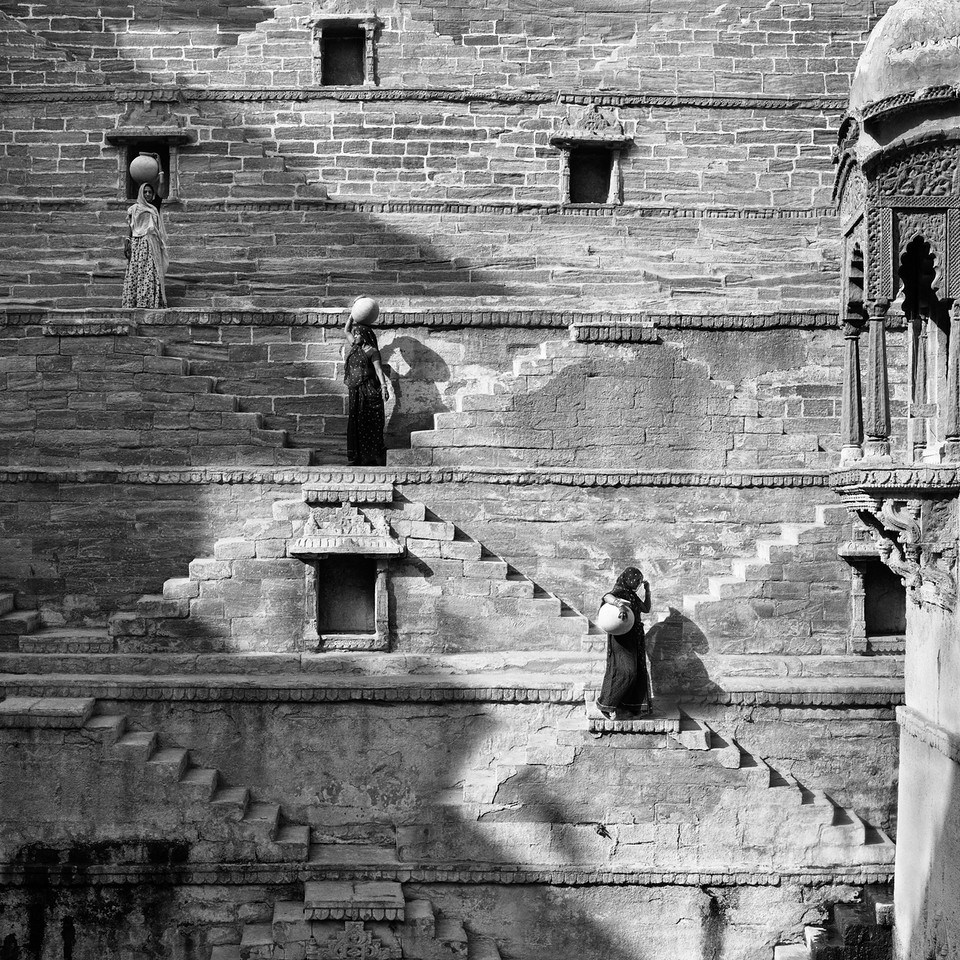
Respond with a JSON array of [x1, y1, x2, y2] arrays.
[[569, 147, 612, 204], [864, 560, 906, 639], [316, 556, 376, 636], [321, 26, 366, 85], [125, 140, 169, 203]]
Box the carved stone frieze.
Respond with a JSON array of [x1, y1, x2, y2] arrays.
[[875, 146, 960, 199], [289, 506, 403, 558]]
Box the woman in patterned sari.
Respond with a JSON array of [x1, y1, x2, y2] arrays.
[[343, 297, 391, 466], [122, 183, 168, 308]]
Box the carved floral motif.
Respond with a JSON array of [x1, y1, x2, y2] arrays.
[[307, 922, 401, 960], [876, 147, 960, 198]]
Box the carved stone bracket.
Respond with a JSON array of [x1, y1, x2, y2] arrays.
[[842, 494, 957, 610], [306, 922, 401, 960]]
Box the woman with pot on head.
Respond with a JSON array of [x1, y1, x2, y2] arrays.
[[121, 180, 169, 309], [596, 567, 652, 720], [343, 296, 392, 466]]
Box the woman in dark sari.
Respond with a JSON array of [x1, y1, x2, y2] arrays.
[[343, 297, 391, 466], [597, 567, 652, 719]]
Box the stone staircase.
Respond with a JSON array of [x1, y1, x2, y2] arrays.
[[213, 882, 503, 960], [678, 503, 852, 656], [402, 705, 896, 870], [0, 588, 114, 654], [0, 327, 311, 468], [103, 492, 601, 654]]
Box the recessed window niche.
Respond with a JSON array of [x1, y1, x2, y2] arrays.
[[312, 16, 380, 86], [106, 126, 195, 203], [316, 556, 377, 636], [550, 104, 632, 207]]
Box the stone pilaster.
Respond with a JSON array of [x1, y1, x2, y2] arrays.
[[864, 299, 892, 459], [944, 301, 960, 461], [840, 319, 864, 464]]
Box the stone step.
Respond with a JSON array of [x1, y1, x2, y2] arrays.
[[0, 593, 14, 616], [135, 595, 189, 618], [212, 785, 251, 818], [239, 923, 273, 959], [162, 577, 199, 600], [19, 628, 113, 654], [83, 713, 127, 745], [114, 730, 159, 761], [774, 947, 809, 960], [179, 766, 220, 800], [146, 746, 191, 779], [275, 824, 311, 860], [307, 842, 400, 866], [436, 917, 469, 956], [0, 609, 40, 636], [240, 801, 281, 840]]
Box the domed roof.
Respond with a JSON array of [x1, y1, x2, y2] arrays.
[[851, 0, 960, 112]]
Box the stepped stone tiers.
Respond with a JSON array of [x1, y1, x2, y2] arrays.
[[0, 0, 927, 958]]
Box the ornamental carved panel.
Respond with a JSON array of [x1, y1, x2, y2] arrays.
[[840, 167, 866, 226], [876, 146, 960, 199]]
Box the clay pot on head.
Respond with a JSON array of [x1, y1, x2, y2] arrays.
[[351, 296, 380, 325], [129, 152, 160, 185]]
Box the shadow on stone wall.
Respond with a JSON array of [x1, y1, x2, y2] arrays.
[[380, 335, 451, 451]]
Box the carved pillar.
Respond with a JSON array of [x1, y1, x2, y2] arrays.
[[944, 300, 960, 460], [864, 299, 892, 458], [840, 319, 864, 463]]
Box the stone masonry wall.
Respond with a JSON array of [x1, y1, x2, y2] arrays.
[[0, 478, 857, 662], [0, 698, 898, 871], [0, 0, 892, 92]]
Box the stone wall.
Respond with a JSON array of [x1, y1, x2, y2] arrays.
[[0, 477, 860, 662]]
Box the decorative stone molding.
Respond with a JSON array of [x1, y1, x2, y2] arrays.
[[550, 104, 632, 149], [0, 860, 896, 889], [570, 322, 659, 344], [0, 466, 833, 488], [308, 922, 398, 959], [0, 86, 849, 111], [41, 319, 131, 336], [12, 306, 848, 332], [0, 678, 903, 708], [301, 481, 395, 505], [898, 705, 960, 765], [304, 882, 404, 921], [0, 197, 839, 220]]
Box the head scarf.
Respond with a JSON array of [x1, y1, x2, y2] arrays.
[[613, 567, 643, 593], [352, 323, 379, 350], [127, 183, 169, 277]]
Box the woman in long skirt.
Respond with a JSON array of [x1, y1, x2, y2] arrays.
[[343, 297, 392, 466], [597, 567, 652, 719], [121, 183, 168, 308]]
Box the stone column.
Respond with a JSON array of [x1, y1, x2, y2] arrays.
[[840, 319, 864, 464], [864, 299, 892, 458], [944, 300, 960, 460]]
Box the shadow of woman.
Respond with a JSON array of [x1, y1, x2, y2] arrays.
[[379, 335, 452, 450], [646, 606, 721, 702]]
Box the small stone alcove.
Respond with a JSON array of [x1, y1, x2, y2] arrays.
[[106, 124, 196, 203], [312, 16, 380, 86], [290, 481, 402, 652], [841, 531, 907, 654], [550, 104, 632, 206]]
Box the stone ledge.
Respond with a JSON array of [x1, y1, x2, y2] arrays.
[[898, 706, 960, 764], [0, 672, 905, 707], [0, 197, 840, 220], [0, 466, 833, 489], [0, 85, 849, 113], [3, 306, 842, 330], [0, 695, 95, 728], [0, 860, 896, 888]]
